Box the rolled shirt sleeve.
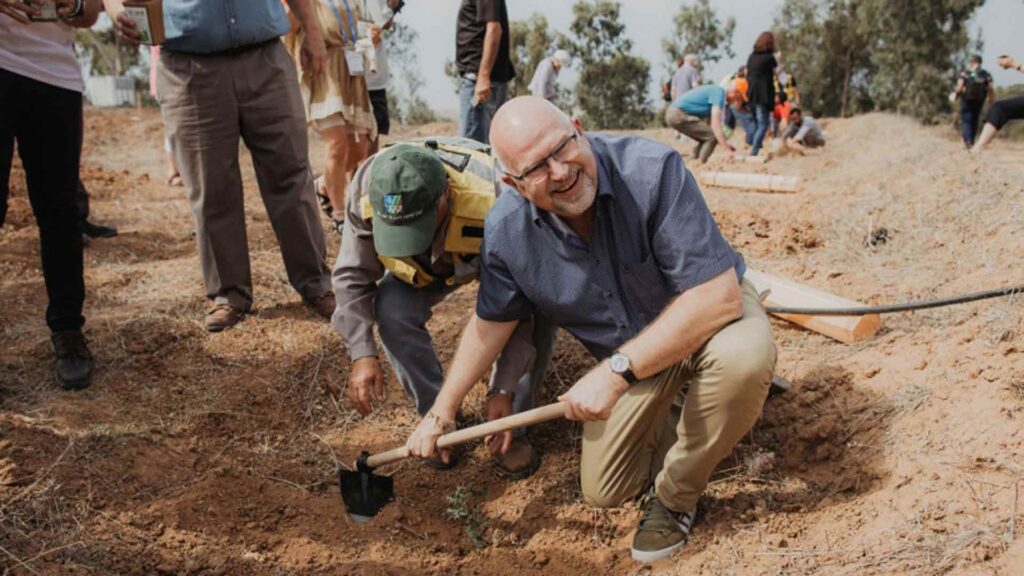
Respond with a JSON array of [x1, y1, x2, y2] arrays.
[[332, 163, 386, 361], [649, 152, 743, 293]]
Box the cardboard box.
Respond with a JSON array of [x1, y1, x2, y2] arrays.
[[123, 0, 165, 45]]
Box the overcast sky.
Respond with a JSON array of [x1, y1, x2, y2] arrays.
[[395, 0, 1024, 118]]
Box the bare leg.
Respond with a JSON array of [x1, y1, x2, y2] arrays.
[[320, 125, 352, 224], [970, 123, 998, 154]]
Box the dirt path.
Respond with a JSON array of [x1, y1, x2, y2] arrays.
[[1, 109, 1022, 575]]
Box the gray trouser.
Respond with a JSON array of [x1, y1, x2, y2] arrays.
[[375, 274, 557, 428], [665, 107, 717, 163], [158, 41, 331, 310]]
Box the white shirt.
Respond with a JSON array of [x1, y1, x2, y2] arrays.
[[0, 16, 83, 93], [528, 57, 558, 102], [362, 0, 391, 91]]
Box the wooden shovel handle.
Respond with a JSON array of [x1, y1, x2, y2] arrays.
[[364, 402, 566, 469]]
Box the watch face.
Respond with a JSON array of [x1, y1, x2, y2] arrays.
[[610, 353, 630, 373]]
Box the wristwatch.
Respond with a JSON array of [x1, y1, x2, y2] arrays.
[[608, 351, 637, 384]]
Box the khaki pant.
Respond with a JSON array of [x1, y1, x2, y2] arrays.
[[665, 106, 717, 163], [580, 279, 776, 512], [158, 41, 331, 310]]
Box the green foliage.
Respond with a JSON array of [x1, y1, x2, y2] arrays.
[[865, 0, 983, 124], [75, 28, 141, 76], [569, 1, 652, 129], [385, 22, 438, 125], [444, 486, 490, 549], [662, 0, 736, 69], [509, 14, 553, 98], [773, 0, 984, 123]]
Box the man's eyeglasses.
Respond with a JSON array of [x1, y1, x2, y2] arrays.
[[503, 133, 579, 185]]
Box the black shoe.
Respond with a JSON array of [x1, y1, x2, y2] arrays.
[[51, 330, 93, 391], [79, 220, 118, 239]]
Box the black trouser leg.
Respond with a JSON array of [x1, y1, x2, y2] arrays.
[[1, 69, 86, 332], [0, 92, 12, 228]]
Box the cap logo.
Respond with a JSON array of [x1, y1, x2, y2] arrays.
[[383, 193, 403, 216]]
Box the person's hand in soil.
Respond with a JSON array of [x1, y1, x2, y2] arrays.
[[406, 410, 454, 463], [557, 362, 629, 421], [484, 391, 513, 456], [348, 356, 385, 416]]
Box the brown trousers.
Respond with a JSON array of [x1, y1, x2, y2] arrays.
[[665, 106, 718, 164], [580, 280, 776, 513], [158, 41, 330, 310]]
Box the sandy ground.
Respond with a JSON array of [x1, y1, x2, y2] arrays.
[[1, 108, 1023, 575]]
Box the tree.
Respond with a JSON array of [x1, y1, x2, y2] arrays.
[[385, 21, 437, 125], [773, 0, 983, 123], [662, 0, 736, 70], [864, 0, 983, 123], [75, 27, 141, 76], [569, 1, 651, 129], [509, 14, 562, 98], [775, 0, 873, 118]]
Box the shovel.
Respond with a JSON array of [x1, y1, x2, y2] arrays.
[[340, 401, 566, 522]]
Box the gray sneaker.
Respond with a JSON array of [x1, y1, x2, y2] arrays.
[[630, 494, 696, 563]]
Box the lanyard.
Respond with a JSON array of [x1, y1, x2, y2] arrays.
[[325, 0, 358, 44]]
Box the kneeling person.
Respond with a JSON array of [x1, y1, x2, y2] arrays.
[[783, 107, 825, 150], [665, 84, 739, 163], [333, 138, 554, 477], [406, 98, 776, 563]]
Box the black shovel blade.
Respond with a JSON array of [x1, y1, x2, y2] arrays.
[[339, 453, 394, 523]]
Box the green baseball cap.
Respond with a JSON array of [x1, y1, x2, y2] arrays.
[[369, 144, 447, 258]]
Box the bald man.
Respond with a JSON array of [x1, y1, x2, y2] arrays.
[[405, 97, 776, 563]]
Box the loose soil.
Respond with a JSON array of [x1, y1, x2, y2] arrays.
[[1, 109, 1022, 575]]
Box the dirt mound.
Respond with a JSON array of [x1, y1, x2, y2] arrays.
[[1, 108, 1022, 575]]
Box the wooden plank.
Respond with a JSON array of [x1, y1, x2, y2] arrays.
[[744, 268, 882, 344], [699, 171, 800, 193]]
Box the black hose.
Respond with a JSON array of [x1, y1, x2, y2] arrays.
[[765, 283, 1024, 316]]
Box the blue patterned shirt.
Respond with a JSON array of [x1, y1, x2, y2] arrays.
[[163, 0, 291, 55], [477, 133, 745, 360]]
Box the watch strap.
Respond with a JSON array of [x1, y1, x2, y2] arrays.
[[621, 367, 638, 384]]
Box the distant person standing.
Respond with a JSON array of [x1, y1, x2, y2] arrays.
[[746, 32, 778, 157], [671, 54, 701, 101], [528, 49, 571, 105], [972, 54, 1024, 154], [722, 66, 755, 146], [284, 0, 378, 236], [778, 68, 799, 106], [1, 0, 104, 390], [770, 92, 792, 138], [455, 0, 515, 144], [109, 0, 337, 331], [952, 55, 994, 148]]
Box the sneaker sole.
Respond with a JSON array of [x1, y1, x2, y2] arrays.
[[630, 538, 687, 563]]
